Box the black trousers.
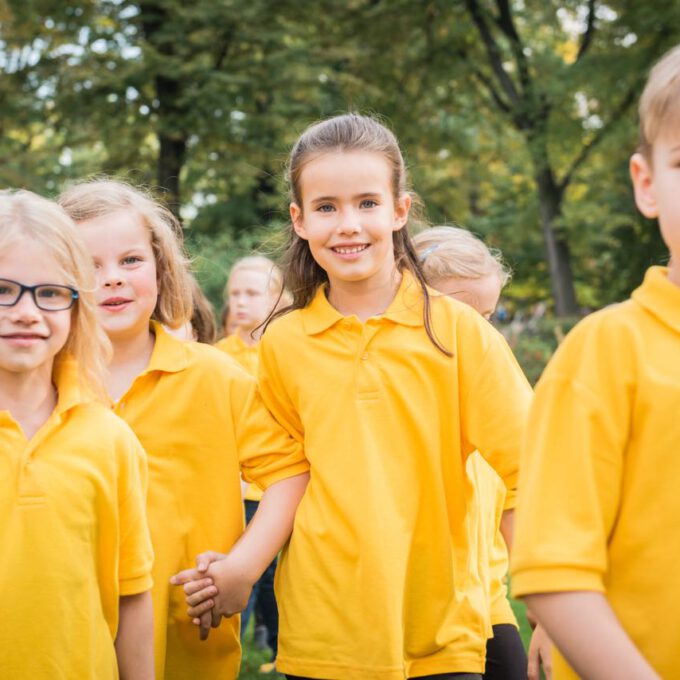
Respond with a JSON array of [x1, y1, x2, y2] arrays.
[[484, 623, 528, 680]]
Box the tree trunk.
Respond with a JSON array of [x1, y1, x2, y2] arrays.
[[157, 130, 186, 218], [534, 165, 579, 316], [524, 126, 579, 316]]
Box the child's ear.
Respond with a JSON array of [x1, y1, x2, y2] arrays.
[[393, 193, 412, 232], [290, 203, 308, 239], [630, 152, 658, 219]]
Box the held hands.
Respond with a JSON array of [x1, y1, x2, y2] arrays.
[[170, 550, 256, 641]]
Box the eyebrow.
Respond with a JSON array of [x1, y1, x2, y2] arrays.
[[310, 191, 384, 204]]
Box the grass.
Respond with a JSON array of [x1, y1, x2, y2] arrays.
[[237, 595, 536, 679]]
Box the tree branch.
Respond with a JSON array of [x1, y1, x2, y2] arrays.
[[494, 0, 531, 93], [557, 84, 637, 192], [576, 0, 596, 62], [463, 0, 519, 107]]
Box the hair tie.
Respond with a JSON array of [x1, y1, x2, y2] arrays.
[[419, 244, 440, 262]]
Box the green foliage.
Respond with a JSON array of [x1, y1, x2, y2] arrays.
[[2, 0, 678, 308], [502, 316, 580, 385]]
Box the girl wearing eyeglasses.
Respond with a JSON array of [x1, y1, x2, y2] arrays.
[[0, 189, 154, 679]]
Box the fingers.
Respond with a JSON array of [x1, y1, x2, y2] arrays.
[[541, 649, 553, 680], [170, 568, 206, 585], [183, 577, 214, 597], [199, 611, 212, 641], [188, 598, 216, 618], [196, 550, 225, 572], [186, 584, 218, 607], [527, 641, 540, 680]]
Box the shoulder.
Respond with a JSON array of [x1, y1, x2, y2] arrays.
[[164, 341, 257, 408], [260, 310, 306, 353], [538, 300, 641, 395]]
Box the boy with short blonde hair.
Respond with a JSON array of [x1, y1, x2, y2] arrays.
[[511, 45, 680, 680]]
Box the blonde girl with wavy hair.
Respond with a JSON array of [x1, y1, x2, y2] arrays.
[[59, 178, 309, 680], [0, 189, 154, 679], [415, 226, 555, 680]]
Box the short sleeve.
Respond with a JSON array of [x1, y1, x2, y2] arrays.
[[458, 312, 533, 508], [232, 365, 309, 490], [511, 317, 630, 597]]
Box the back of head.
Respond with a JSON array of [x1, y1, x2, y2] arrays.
[[414, 226, 511, 287], [0, 189, 110, 395], [58, 178, 193, 328], [639, 44, 680, 159]]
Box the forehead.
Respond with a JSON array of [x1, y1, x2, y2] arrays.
[[0, 236, 66, 284], [77, 208, 151, 253], [229, 268, 269, 291], [297, 150, 393, 199]]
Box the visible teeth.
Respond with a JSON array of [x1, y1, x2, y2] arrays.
[[334, 245, 367, 254]]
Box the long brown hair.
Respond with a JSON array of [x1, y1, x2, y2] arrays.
[[266, 113, 450, 355]]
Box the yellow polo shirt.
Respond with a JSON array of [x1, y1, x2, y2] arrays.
[[114, 323, 307, 680], [512, 267, 680, 679], [215, 332, 263, 502], [0, 360, 153, 679], [258, 272, 531, 679], [466, 453, 516, 628], [215, 332, 258, 376]]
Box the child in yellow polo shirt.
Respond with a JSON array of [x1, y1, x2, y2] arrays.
[[59, 179, 310, 680], [511, 45, 680, 680], [216, 255, 288, 667], [415, 226, 543, 680], [215, 255, 286, 374], [0, 190, 154, 679], [178, 114, 532, 680]]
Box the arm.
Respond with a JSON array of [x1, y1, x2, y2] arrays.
[[173, 472, 309, 619], [524, 592, 659, 680], [499, 508, 514, 554], [115, 591, 154, 680]]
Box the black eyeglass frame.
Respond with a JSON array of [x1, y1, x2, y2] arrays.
[[0, 278, 79, 311]]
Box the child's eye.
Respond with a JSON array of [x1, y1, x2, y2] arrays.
[[317, 204, 335, 213], [360, 199, 378, 208], [122, 256, 142, 265]]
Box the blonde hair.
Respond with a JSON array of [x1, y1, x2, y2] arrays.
[[226, 255, 287, 302], [58, 178, 193, 327], [414, 226, 511, 288], [0, 189, 110, 396], [639, 44, 680, 159]]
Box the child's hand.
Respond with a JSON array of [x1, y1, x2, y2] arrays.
[[170, 550, 227, 640], [528, 623, 553, 680], [197, 555, 256, 620]]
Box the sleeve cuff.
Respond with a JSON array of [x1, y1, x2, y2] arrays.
[[119, 572, 154, 596], [511, 566, 605, 598], [503, 487, 517, 510], [249, 461, 310, 491]]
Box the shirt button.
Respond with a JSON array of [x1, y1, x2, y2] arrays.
[[361, 352, 369, 360]]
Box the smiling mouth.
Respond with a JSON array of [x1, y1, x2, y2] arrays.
[[101, 299, 131, 307], [1, 333, 45, 340], [331, 244, 369, 255]]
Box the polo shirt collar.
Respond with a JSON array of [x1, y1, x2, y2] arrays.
[[632, 266, 680, 335], [145, 321, 190, 374], [301, 270, 424, 336]]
